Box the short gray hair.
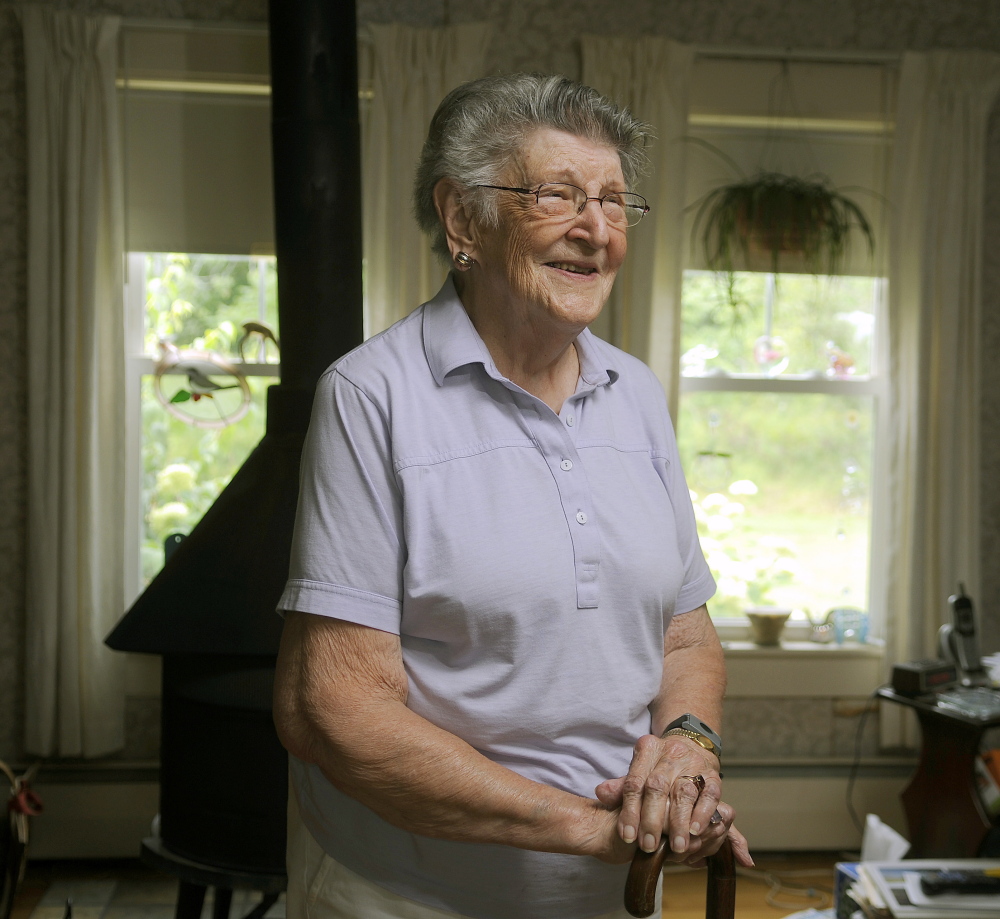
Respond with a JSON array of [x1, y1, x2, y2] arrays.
[[413, 73, 652, 261]]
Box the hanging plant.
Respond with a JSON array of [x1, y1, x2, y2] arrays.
[[693, 169, 875, 276], [686, 136, 877, 306]]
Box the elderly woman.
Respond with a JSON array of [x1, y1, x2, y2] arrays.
[[274, 73, 752, 919]]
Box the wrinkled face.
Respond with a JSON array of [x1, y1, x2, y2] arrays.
[[474, 127, 629, 333]]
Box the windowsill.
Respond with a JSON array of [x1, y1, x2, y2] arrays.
[[722, 639, 885, 657], [715, 617, 885, 651]]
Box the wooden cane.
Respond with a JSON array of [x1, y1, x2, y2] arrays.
[[624, 835, 735, 919]]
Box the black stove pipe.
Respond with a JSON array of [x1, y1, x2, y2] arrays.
[[269, 0, 363, 393]]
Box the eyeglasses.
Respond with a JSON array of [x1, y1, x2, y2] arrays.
[[476, 183, 650, 228]]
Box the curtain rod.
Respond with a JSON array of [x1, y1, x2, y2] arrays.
[[120, 19, 902, 66], [118, 18, 389, 44], [120, 18, 267, 33], [692, 44, 901, 66]]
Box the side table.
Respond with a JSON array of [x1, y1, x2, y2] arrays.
[[877, 687, 1000, 857]]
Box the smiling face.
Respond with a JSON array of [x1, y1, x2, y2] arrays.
[[470, 127, 629, 337]]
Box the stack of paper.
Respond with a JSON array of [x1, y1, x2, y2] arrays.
[[845, 864, 891, 918], [845, 861, 1000, 919], [834, 862, 862, 919]]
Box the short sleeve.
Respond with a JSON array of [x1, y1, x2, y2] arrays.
[[651, 381, 716, 616], [667, 458, 716, 615], [277, 369, 404, 633]]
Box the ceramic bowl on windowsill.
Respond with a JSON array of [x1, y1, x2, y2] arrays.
[[745, 607, 792, 646]]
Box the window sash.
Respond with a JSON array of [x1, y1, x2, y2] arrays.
[[678, 269, 889, 637], [123, 251, 280, 604]]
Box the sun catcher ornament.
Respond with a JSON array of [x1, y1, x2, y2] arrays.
[[153, 340, 252, 430]]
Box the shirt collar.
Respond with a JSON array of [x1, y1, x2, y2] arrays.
[[423, 274, 621, 389], [423, 275, 497, 386]]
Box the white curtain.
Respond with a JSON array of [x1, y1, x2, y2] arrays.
[[883, 52, 1000, 694], [19, 6, 126, 757], [360, 22, 492, 338], [581, 37, 694, 419]]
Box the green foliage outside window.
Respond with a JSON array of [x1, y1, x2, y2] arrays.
[[682, 392, 872, 619], [680, 271, 876, 377], [144, 253, 279, 357], [679, 271, 878, 621]]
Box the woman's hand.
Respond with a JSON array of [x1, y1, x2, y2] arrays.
[[581, 803, 641, 865], [594, 734, 753, 868]]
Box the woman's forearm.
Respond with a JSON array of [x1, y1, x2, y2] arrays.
[[273, 611, 625, 861], [649, 605, 726, 737], [306, 693, 608, 851]]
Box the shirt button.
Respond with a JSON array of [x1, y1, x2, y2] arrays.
[[565, 415, 575, 426], [560, 459, 574, 471], [576, 511, 588, 525]]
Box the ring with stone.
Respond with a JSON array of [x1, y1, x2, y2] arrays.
[[679, 773, 705, 792]]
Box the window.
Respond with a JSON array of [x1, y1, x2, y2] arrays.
[[124, 253, 280, 601], [680, 56, 895, 635], [119, 24, 279, 604], [679, 270, 885, 627]]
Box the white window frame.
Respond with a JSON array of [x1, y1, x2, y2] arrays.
[[680, 51, 895, 650]]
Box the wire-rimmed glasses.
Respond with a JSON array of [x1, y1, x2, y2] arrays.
[[476, 183, 650, 228]]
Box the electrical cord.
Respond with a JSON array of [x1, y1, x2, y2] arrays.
[[846, 683, 890, 834], [734, 865, 834, 909]]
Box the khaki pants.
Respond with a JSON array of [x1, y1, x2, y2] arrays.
[[285, 789, 658, 919]]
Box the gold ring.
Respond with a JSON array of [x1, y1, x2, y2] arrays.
[[679, 773, 705, 792]]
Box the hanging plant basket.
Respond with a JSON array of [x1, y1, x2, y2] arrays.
[[692, 170, 875, 278]]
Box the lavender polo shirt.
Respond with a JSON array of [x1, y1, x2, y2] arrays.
[[278, 277, 715, 919]]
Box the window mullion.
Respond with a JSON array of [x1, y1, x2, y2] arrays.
[[680, 376, 881, 396]]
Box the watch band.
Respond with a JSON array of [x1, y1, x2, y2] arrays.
[[660, 713, 723, 758]]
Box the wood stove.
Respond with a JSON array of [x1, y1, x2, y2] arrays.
[[107, 0, 364, 880]]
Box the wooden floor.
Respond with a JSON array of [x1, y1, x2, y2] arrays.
[[11, 852, 842, 919], [659, 852, 840, 919], [11, 859, 172, 919]]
